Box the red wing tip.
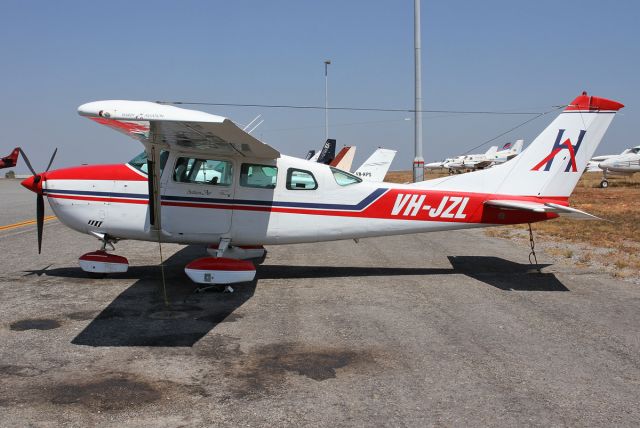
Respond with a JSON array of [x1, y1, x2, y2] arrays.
[[565, 92, 624, 111]]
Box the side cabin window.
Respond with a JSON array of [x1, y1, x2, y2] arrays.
[[286, 168, 317, 190], [128, 150, 169, 175], [331, 167, 362, 186], [173, 157, 233, 186], [240, 164, 278, 189]]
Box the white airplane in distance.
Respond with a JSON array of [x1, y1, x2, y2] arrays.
[[486, 140, 524, 164], [20, 92, 622, 287], [353, 148, 397, 182], [425, 141, 524, 173], [444, 145, 498, 172], [587, 145, 640, 188]]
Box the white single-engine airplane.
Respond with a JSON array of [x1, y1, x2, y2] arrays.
[[21, 92, 623, 285], [586, 145, 640, 188]]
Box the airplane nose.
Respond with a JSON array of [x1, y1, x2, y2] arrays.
[[21, 174, 44, 194]]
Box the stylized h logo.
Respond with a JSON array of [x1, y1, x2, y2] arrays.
[[531, 129, 586, 172]]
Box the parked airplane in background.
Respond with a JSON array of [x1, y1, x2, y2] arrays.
[[353, 148, 396, 182], [330, 146, 356, 171], [0, 147, 20, 169], [308, 139, 336, 163], [444, 145, 498, 172], [308, 142, 394, 182], [446, 141, 524, 173], [425, 141, 524, 173], [304, 150, 315, 160], [20, 92, 622, 289], [485, 140, 524, 164], [588, 145, 640, 188]]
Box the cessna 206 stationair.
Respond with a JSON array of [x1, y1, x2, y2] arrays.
[[21, 92, 623, 285]]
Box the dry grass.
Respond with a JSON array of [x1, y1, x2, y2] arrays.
[[385, 170, 640, 277]]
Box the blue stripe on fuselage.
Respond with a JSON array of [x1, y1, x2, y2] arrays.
[[44, 188, 388, 211]]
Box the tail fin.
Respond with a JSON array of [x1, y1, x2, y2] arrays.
[[0, 147, 20, 169], [330, 146, 356, 170], [485, 146, 498, 156], [304, 150, 316, 160], [316, 139, 336, 164], [354, 148, 397, 181], [416, 93, 623, 197], [512, 139, 524, 154]]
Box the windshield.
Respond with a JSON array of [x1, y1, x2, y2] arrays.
[[128, 150, 169, 175], [331, 167, 362, 186], [631, 147, 640, 154]]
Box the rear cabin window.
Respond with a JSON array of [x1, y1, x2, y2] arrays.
[[331, 167, 362, 186], [240, 164, 278, 189], [173, 157, 233, 186], [286, 168, 317, 190]]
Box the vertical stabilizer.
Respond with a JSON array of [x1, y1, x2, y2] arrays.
[[354, 148, 397, 182], [330, 146, 356, 171], [415, 93, 623, 197], [316, 139, 336, 164], [0, 147, 20, 169]]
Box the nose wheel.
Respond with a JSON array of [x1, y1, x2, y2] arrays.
[[79, 234, 129, 277], [600, 179, 609, 188]]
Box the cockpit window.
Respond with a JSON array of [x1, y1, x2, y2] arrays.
[[128, 150, 169, 175], [631, 147, 640, 154], [331, 167, 362, 186]]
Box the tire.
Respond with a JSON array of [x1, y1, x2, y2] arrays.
[[600, 180, 609, 188]]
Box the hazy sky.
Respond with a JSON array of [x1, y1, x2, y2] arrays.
[[2, 0, 638, 174]]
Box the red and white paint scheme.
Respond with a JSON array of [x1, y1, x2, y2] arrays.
[[185, 257, 256, 284], [78, 251, 129, 274], [20, 92, 623, 284]]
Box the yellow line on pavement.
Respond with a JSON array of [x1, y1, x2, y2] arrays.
[[0, 215, 56, 231]]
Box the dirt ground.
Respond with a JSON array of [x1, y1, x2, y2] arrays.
[[386, 170, 640, 280]]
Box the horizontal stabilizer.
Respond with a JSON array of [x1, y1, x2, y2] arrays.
[[484, 200, 602, 220]]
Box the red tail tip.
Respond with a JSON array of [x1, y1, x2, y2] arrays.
[[565, 92, 624, 112]]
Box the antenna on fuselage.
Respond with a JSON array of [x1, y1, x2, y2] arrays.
[[243, 114, 262, 131], [246, 119, 264, 134]]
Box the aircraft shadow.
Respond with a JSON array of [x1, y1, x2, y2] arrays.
[[260, 256, 567, 292], [34, 251, 565, 348], [446, 256, 568, 292], [70, 245, 257, 347]]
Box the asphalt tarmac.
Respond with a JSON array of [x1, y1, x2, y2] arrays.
[[1, 179, 639, 426]]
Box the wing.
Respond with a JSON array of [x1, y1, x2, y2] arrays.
[[484, 200, 602, 220], [78, 100, 280, 159]]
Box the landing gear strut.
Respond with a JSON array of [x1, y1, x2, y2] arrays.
[[600, 171, 609, 188]]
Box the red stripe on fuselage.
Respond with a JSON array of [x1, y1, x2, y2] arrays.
[[45, 187, 564, 225], [45, 164, 148, 181]]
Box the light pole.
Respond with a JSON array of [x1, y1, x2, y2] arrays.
[[413, 0, 424, 182], [324, 59, 331, 141]]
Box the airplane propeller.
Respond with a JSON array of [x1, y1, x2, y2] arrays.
[[19, 148, 57, 254]]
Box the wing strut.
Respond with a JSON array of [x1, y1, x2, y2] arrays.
[[146, 125, 169, 306]]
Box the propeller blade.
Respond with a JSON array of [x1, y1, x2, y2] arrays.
[[18, 148, 37, 176], [37, 193, 44, 254], [45, 148, 58, 172]]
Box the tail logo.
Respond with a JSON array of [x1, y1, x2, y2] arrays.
[[531, 129, 586, 172]]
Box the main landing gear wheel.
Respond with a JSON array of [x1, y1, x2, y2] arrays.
[[78, 234, 128, 277], [600, 179, 609, 188]]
